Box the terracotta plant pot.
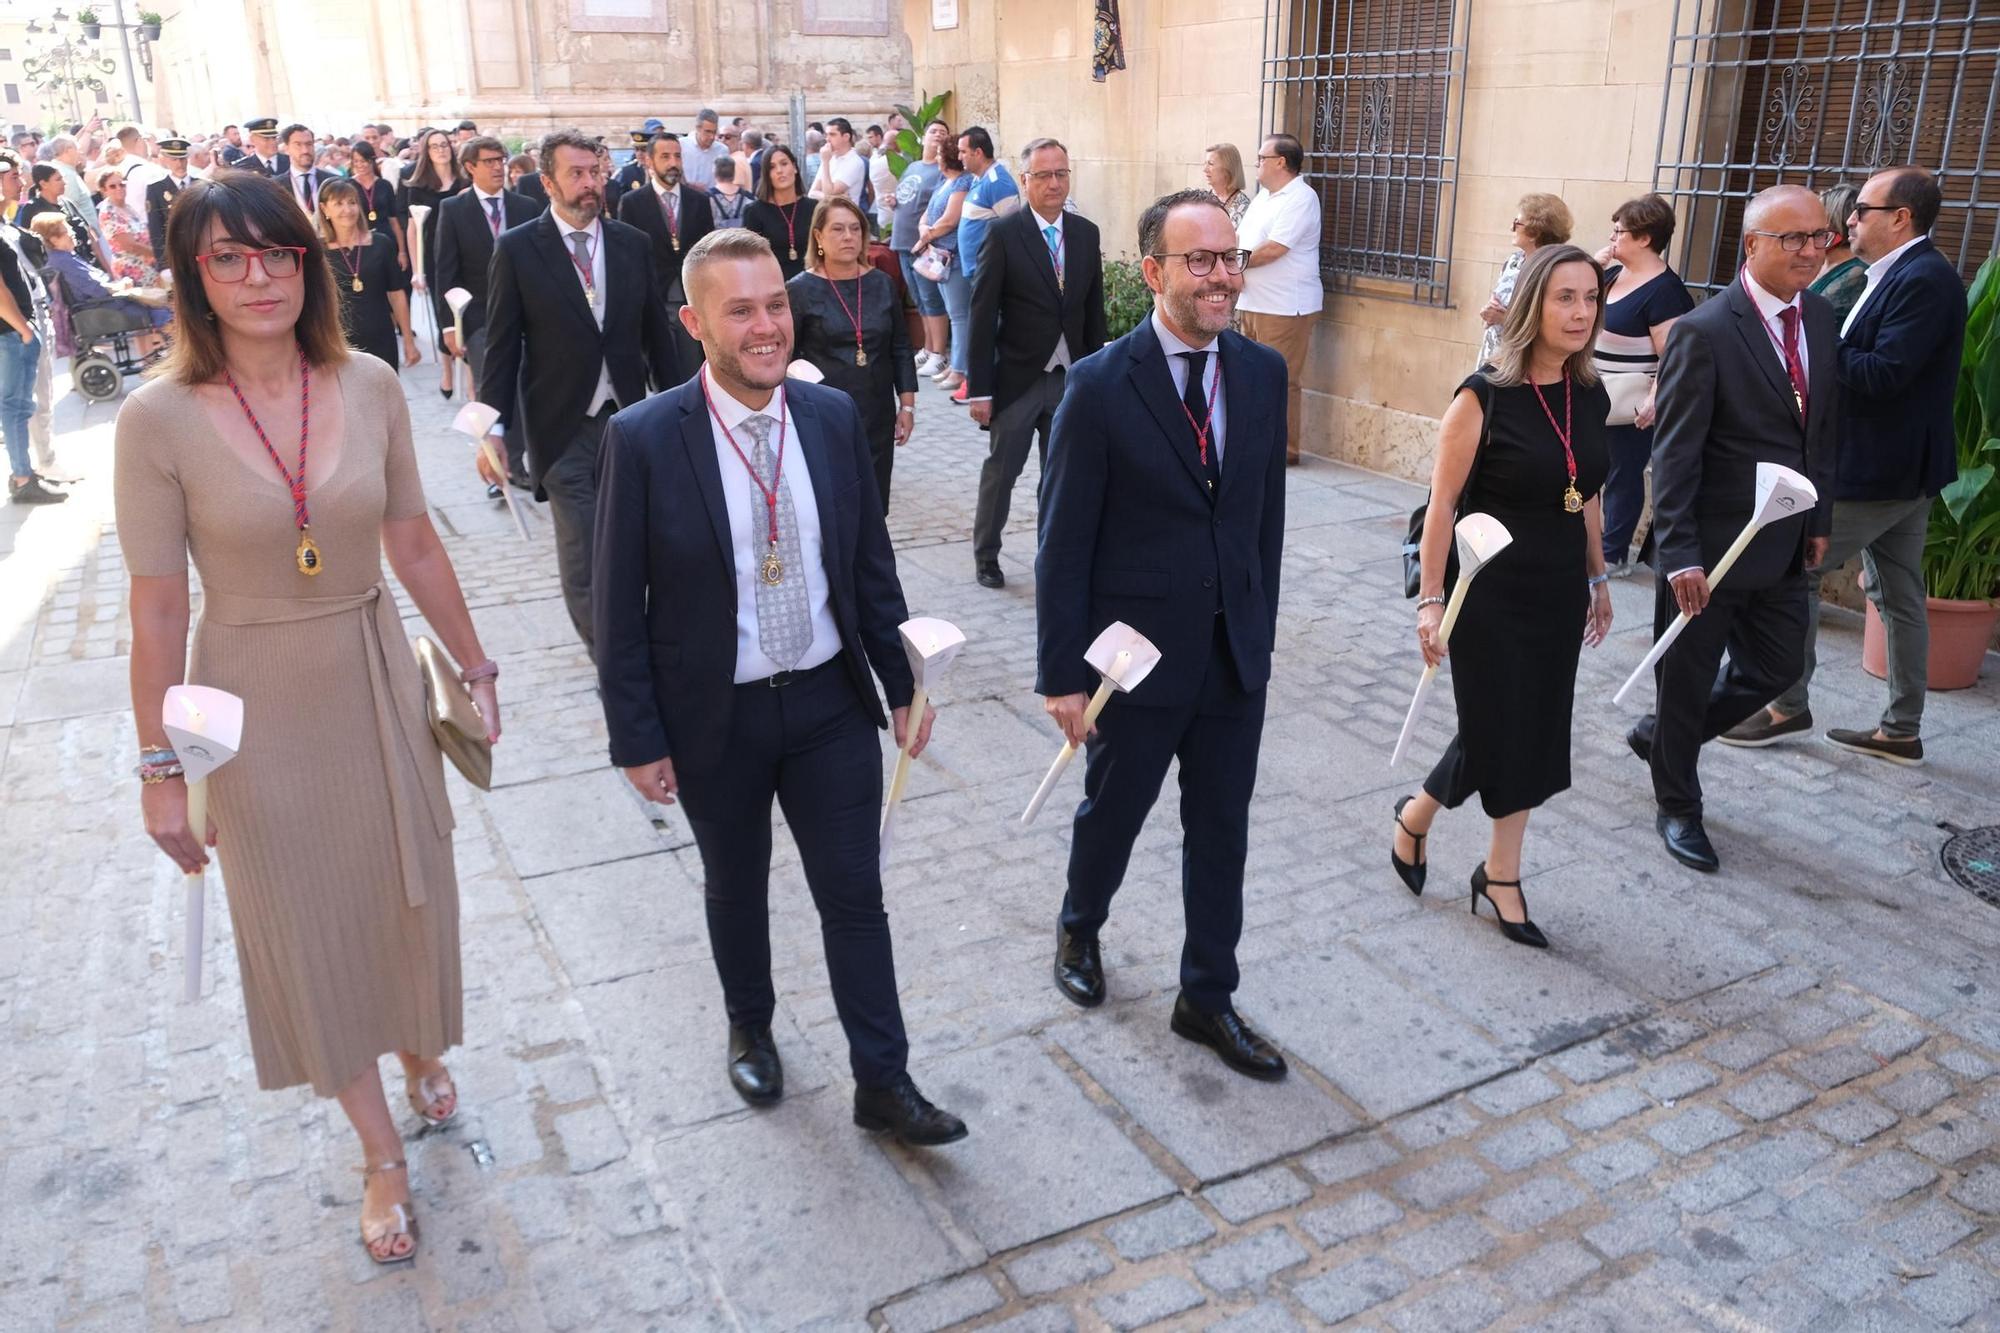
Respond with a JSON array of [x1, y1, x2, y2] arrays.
[[1861, 588, 1997, 690]]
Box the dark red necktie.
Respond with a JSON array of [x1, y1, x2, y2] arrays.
[[1778, 306, 1808, 422]]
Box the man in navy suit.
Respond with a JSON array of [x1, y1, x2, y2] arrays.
[[592, 228, 967, 1147], [1724, 166, 1965, 766], [1037, 189, 1291, 1081]]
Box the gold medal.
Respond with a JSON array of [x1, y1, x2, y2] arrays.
[[789, 247, 798, 261], [352, 276, 363, 292], [1563, 485, 1583, 514], [855, 347, 867, 368], [296, 530, 324, 576], [367, 210, 377, 222], [760, 549, 784, 585]]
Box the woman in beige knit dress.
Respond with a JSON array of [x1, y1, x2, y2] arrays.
[[115, 171, 500, 1265]]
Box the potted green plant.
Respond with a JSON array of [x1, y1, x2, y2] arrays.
[[887, 91, 950, 178], [1861, 251, 2000, 688], [1102, 259, 1152, 339], [77, 8, 101, 39], [137, 10, 164, 41]]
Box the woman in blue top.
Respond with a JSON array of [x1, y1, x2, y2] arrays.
[[892, 121, 948, 376], [911, 137, 972, 393], [1590, 193, 1693, 573]]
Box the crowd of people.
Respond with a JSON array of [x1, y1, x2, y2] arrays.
[[101, 94, 1971, 1272]]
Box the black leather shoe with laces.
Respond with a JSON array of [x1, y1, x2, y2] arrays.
[[727, 1025, 783, 1106], [1169, 992, 1287, 1081], [1054, 926, 1105, 1007], [853, 1074, 968, 1145]]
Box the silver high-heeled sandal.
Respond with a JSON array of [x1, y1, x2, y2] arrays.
[[405, 1065, 458, 1129], [359, 1160, 417, 1265]]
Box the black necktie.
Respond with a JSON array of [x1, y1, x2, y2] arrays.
[[1179, 349, 1220, 495]]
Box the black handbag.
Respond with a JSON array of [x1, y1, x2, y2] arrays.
[[1402, 376, 1494, 597]]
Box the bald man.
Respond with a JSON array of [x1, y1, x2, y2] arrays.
[[1628, 185, 1837, 873]]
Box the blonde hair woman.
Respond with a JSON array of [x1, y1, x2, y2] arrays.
[[1203, 143, 1249, 227], [316, 175, 420, 369], [1392, 244, 1613, 949], [115, 171, 498, 1265], [1479, 192, 1573, 365]]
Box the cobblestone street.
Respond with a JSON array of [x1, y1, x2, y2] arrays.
[[5, 352, 2000, 1333]]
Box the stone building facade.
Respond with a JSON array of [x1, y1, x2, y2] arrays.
[[151, 0, 913, 147]]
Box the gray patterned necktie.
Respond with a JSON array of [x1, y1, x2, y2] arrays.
[[741, 413, 813, 669]]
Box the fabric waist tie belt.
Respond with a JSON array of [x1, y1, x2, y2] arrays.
[[200, 583, 454, 909]]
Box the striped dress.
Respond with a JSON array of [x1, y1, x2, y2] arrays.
[[1592, 264, 1694, 382]]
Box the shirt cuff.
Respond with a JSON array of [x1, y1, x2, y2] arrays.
[[966, 396, 992, 403], [1667, 565, 1700, 579]]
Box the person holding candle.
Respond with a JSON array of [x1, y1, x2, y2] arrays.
[[396, 128, 468, 396], [788, 196, 916, 509], [1389, 244, 1614, 946], [114, 170, 501, 1265]]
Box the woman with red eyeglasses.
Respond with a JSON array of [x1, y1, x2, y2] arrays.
[[113, 170, 499, 1266]]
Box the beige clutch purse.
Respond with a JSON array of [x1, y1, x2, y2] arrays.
[[1601, 370, 1654, 427], [414, 635, 493, 791]]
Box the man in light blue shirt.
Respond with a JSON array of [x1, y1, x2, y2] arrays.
[[954, 126, 1018, 278]]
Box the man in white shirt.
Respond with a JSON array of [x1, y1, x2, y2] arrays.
[[591, 227, 968, 1147], [1236, 134, 1322, 465], [680, 107, 730, 190], [806, 118, 869, 206]]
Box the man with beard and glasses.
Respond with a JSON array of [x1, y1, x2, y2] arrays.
[[591, 228, 968, 1147], [1037, 189, 1292, 1083], [475, 128, 679, 656], [618, 130, 715, 383]]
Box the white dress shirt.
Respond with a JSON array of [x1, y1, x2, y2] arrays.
[[703, 368, 843, 682], [682, 138, 730, 190], [807, 147, 869, 203], [1840, 233, 1926, 336], [1237, 174, 1324, 316], [1154, 310, 1227, 466], [1741, 268, 1809, 384], [1033, 207, 1073, 372], [471, 184, 506, 235]]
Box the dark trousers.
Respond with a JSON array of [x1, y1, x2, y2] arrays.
[[1636, 574, 1808, 818], [1601, 422, 1653, 565], [538, 406, 613, 659], [1060, 618, 1266, 1012], [676, 659, 911, 1089], [972, 367, 1065, 565]]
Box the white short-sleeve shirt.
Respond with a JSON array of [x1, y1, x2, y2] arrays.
[[1237, 174, 1324, 317]]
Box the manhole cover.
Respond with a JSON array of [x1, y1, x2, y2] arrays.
[[1941, 823, 2000, 907]]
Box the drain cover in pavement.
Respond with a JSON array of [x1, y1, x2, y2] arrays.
[[1941, 823, 2000, 907]]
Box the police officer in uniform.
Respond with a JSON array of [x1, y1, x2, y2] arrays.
[[241, 117, 284, 175], [145, 135, 191, 262]]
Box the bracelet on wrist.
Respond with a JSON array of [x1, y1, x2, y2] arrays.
[[137, 760, 185, 783], [459, 660, 500, 685], [1415, 595, 1446, 611], [1586, 572, 1611, 588]]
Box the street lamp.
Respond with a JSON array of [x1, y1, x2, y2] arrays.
[[22, 35, 117, 126], [30, 1, 155, 123]]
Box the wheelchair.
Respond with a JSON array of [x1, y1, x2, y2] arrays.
[[41, 266, 155, 403]]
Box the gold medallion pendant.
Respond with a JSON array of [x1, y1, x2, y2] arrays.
[[789, 247, 798, 261], [760, 550, 785, 585], [855, 347, 868, 368], [352, 276, 364, 293], [1563, 485, 1584, 514], [296, 531, 324, 576]]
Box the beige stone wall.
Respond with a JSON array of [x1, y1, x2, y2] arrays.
[[904, 0, 1676, 481], [153, 0, 913, 145]]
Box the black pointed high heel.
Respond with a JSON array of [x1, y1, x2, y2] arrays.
[[1392, 795, 1428, 895], [1470, 863, 1548, 949]]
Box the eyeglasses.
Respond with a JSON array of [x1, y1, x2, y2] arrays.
[[1850, 202, 1905, 218], [1747, 228, 1838, 252], [471, 155, 505, 167], [195, 246, 306, 282], [1152, 248, 1251, 276], [1253, 154, 1283, 163], [1024, 169, 1071, 182]]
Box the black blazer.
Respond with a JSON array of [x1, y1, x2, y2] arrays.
[[432, 186, 539, 334], [1036, 318, 1288, 708], [592, 376, 916, 771], [1651, 276, 1839, 588], [617, 181, 716, 307], [477, 211, 678, 488], [513, 172, 549, 209], [967, 208, 1109, 414], [144, 172, 187, 261], [274, 165, 331, 208], [1835, 237, 1966, 502]]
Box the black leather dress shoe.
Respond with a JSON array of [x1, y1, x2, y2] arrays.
[[976, 562, 1005, 589], [1054, 926, 1105, 1007], [1627, 723, 1653, 763], [507, 469, 533, 491], [486, 481, 505, 501], [1656, 813, 1720, 873], [727, 1025, 783, 1106], [854, 1074, 968, 1145], [1170, 992, 1288, 1081]]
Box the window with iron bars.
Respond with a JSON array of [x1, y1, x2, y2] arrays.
[[1654, 0, 1999, 295], [1259, 0, 1472, 306]]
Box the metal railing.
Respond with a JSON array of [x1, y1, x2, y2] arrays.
[[1260, 0, 1472, 306], [1654, 0, 2000, 294]]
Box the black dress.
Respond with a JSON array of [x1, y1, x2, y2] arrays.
[[1423, 372, 1611, 818], [786, 268, 916, 509], [745, 198, 816, 281], [330, 232, 404, 368], [356, 176, 409, 292], [397, 175, 465, 353]]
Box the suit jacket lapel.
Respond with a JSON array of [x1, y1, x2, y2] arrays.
[[792, 392, 843, 582], [677, 390, 738, 599], [533, 214, 599, 336], [1217, 332, 1256, 502], [1128, 319, 1211, 498], [1023, 214, 1064, 304], [1729, 281, 1802, 432]]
